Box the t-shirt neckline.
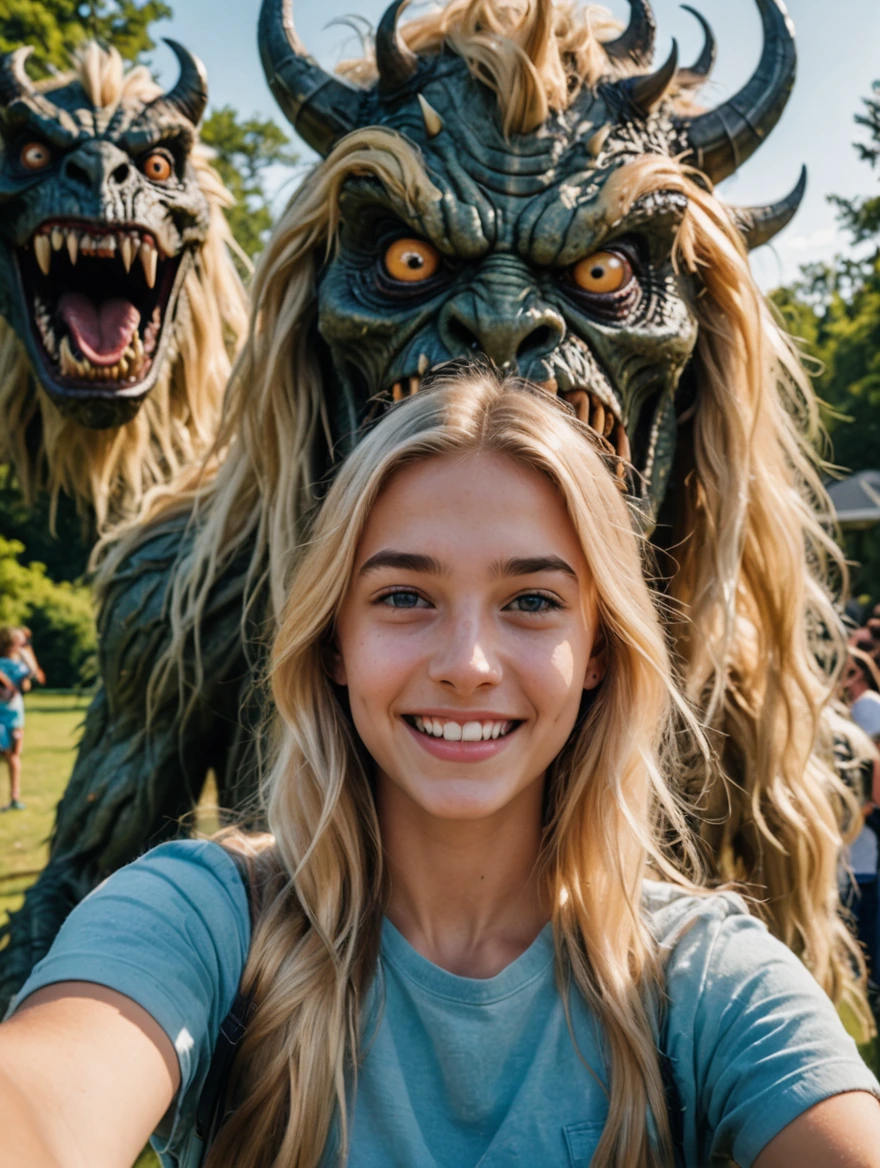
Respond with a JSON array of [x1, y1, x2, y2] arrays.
[[380, 916, 555, 1004]]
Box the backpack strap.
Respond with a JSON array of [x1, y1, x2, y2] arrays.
[[195, 850, 255, 1153]]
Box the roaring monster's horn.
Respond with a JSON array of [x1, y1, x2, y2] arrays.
[[0, 47, 37, 108], [680, 0, 796, 184], [676, 6, 716, 88], [604, 0, 657, 69], [152, 40, 209, 126], [258, 0, 361, 157], [376, 0, 419, 92], [730, 165, 807, 250]]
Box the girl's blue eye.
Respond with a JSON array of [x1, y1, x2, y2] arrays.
[[508, 593, 560, 614], [380, 590, 423, 609]]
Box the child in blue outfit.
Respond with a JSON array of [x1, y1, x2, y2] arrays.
[[0, 626, 44, 811]]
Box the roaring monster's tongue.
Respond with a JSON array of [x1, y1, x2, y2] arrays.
[[58, 292, 141, 367]]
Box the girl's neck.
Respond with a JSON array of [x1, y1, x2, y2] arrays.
[[376, 773, 549, 978]]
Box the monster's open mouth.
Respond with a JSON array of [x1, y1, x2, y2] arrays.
[[15, 220, 186, 398]]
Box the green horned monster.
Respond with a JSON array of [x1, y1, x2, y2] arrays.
[[0, 41, 247, 525], [0, 0, 868, 1029]]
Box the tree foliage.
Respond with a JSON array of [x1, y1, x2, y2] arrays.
[[0, 537, 97, 688], [201, 106, 298, 260], [0, 0, 171, 75], [770, 77, 880, 597]]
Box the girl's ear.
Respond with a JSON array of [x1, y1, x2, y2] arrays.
[[325, 641, 347, 687], [583, 633, 607, 692]]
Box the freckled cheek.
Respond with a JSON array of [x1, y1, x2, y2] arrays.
[[346, 629, 427, 714]]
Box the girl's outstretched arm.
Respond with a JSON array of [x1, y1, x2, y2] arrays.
[[754, 1091, 880, 1167], [0, 981, 179, 1168]]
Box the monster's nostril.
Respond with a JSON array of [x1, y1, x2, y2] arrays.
[[517, 322, 561, 360], [63, 161, 91, 189], [111, 162, 130, 185]]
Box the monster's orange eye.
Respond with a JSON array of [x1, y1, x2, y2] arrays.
[[142, 152, 172, 182], [571, 250, 632, 294], [383, 238, 440, 283], [20, 142, 52, 170]]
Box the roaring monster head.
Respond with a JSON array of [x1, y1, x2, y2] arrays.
[[257, 0, 806, 529], [0, 43, 248, 522]]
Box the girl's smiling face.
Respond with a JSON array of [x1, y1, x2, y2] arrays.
[[331, 450, 605, 821]]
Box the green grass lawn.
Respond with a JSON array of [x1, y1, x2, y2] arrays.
[[1, 694, 877, 1166]]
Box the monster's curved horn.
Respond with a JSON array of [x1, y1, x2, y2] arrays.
[[731, 165, 806, 250], [376, 0, 418, 92], [0, 47, 37, 108], [681, 0, 796, 184], [151, 40, 208, 126], [628, 41, 679, 115], [604, 1, 657, 69], [676, 6, 716, 88], [258, 0, 361, 157]]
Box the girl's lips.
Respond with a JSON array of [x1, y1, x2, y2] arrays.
[[402, 717, 520, 761]]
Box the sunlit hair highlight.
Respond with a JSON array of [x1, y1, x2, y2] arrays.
[[206, 367, 706, 1168], [0, 43, 249, 527]]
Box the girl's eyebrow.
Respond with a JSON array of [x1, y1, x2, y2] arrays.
[[358, 550, 447, 576], [358, 552, 578, 579], [492, 556, 578, 580]]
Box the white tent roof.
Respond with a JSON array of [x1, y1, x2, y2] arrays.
[[827, 470, 880, 528]]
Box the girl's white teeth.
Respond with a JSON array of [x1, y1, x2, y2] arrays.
[[412, 716, 510, 741]]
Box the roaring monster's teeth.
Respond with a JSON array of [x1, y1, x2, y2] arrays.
[[418, 353, 429, 375], [408, 376, 420, 396], [120, 234, 134, 272], [34, 233, 51, 276], [392, 381, 403, 402], [140, 240, 158, 289], [50, 227, 64, 252], [66, 229, 79, 265]]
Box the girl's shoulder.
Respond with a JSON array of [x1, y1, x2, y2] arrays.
[[641, 879, 754, 948], [8, 839, 251, 1024]]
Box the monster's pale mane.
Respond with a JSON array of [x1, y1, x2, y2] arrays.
[[0, 44, 249, 526], [340, 0, 700, 134]]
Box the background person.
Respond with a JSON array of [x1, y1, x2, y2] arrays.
[[0, 627, 43, 812], [0, 371, 878, 1168]]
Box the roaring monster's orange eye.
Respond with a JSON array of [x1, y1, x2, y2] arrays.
[[20, 142, 52, 171], [570, 250, 632, 294], [383, 238, 440, 283], [142, 152, 173, 182]]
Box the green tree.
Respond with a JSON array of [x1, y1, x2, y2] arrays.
[[770, 77, 880, 597], [0, 0, 171, 75], [0, 537, 97, 688], [201, 106, 299, 260]]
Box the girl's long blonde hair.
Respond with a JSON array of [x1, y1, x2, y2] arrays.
[[208, 367, 707, 1168], [100, 0, 867, 1027], [0, 43, 249, 527]]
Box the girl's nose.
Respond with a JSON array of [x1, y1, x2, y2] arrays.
[[427, 616, 503, 692]]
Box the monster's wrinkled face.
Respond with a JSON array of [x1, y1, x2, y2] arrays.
[[317, 60, 697, 525], [262, 0, 800, 530], [0, 48, 211, 429]]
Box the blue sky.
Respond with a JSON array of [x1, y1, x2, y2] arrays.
[[143, 0, 880, 290]]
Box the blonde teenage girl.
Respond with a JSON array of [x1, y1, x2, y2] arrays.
[[0, 368, 878, 1168]]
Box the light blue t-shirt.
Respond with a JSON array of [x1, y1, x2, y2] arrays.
[[9, 840, 879, 1168]]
